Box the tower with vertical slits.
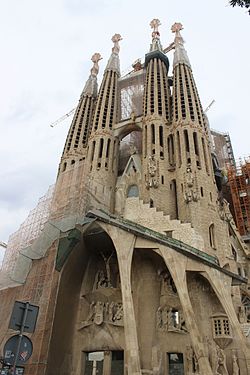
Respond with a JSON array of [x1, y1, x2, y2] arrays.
[[7, 19, 247, 375]]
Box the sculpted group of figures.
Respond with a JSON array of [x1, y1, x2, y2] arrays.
[[80, 300, 124, 329], [157, 305, 187, 333], [186, 344, 240, 375]]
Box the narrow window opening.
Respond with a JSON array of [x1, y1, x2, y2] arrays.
[[99, 138, 104, 158], [209, 223, 216, 249], [151, 124, 155, 144], [200, 187, 204, 197], [177, 131, 182, 167], [150, 199, 154, 208], [62, 162, 67, 172], [159, 126, 163, 147], [106, 138, 111, 157], [202, 137, 209, 175], [193, 132, 201, 167], [161, 175, 164, 184], [91, 141, 96, 162], [184, 129, 190, 151]]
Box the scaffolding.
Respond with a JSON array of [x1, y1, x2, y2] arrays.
[[227, 157, 250, 236], [2, 185, 55, 273], [117, 68, 145, 122], [210, 129, 235, 169]]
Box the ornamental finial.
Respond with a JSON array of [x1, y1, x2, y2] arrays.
[[150, 19, 161, 40], [171, 22, 183, 33], [171, 22, 185, 45], [111, 34, 122, 54], [171, 22, 191, 68], [90, 53, 102, 77]]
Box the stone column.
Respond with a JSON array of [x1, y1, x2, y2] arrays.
[[102, 224, 142, 375], [159, 246, 214, 375]]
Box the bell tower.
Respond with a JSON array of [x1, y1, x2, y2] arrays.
[[170, 23, 230, 255], [141, 20, 175, 215], [86, 34, 122, 212]]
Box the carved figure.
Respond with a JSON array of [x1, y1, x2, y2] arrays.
[[207, 339, 217, 373], [86, 301, 96, 322], [215, 346, 229, 375], [113, 303, 123, 322], [94, 301, 104, 325], [178, 311, 188, 332], [96, 270, 108, 289], [232, 353, 239, 375], [108, 301, 115, 322], [193, 352, 199, 374], [184, 166, 199, 202], [186, 345, 193, 374], [147, 155, 159, 188], [159, 270, 177, 295], [161, 307, 168, 330], [167, 308, 176, 330], [157, 307, 163, 328], [238, 305, 246, 323], [100, 251, 114, 287]]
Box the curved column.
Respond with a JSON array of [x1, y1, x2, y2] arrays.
[[202, 268, 250, 373], [158, 245, 213, 375], [101, 223, 142, 375]]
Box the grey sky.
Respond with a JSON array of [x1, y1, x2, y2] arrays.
[[0, 0, 249, 244]]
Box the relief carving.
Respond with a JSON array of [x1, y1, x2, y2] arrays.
[[79, 300, 123, 330], [159, 270, 177, 296], [232, 353, 239, 375], [184, 166, 199, 203], [94, 251, 115, 290], [185, 345, 201, 374], [156, 306, 187, 333], [146, 155, 159, 189], [215, 345, 229, 375]]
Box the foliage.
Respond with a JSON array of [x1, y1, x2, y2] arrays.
[[229, 0, 250, 14]]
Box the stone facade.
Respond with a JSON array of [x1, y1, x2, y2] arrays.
[[0, 20, 250, 375]]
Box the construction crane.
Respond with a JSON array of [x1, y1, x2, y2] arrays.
[[204, 99, 215, 113], [50, 108, 76, 128]]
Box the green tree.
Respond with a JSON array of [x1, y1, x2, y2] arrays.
[[229, 0, 250, 14]]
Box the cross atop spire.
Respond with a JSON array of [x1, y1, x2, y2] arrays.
[[149, 18, 163, 52], [171, 22, 191, 68], [90, 53, 102, 77], [82, 53, 102, 97], [111, 33, 122, 54], [150, 19, 161, 39], [105, 34, 122, 75]]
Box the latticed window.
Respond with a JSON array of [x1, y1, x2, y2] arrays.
[[223, 319, 230, 335], [214, 319, 222, 336], [212, 315, 231, 338]]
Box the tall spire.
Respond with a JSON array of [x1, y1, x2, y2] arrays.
[[105, 33, 122, 75], [82, 52, 102, 97], [171, 22, 191, 68], [60, 53, 102, 168], [149, 18, 163, 52]]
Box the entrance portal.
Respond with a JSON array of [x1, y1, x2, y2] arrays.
[[168, 353, 184, 375], [83, 351, 124, 375]]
